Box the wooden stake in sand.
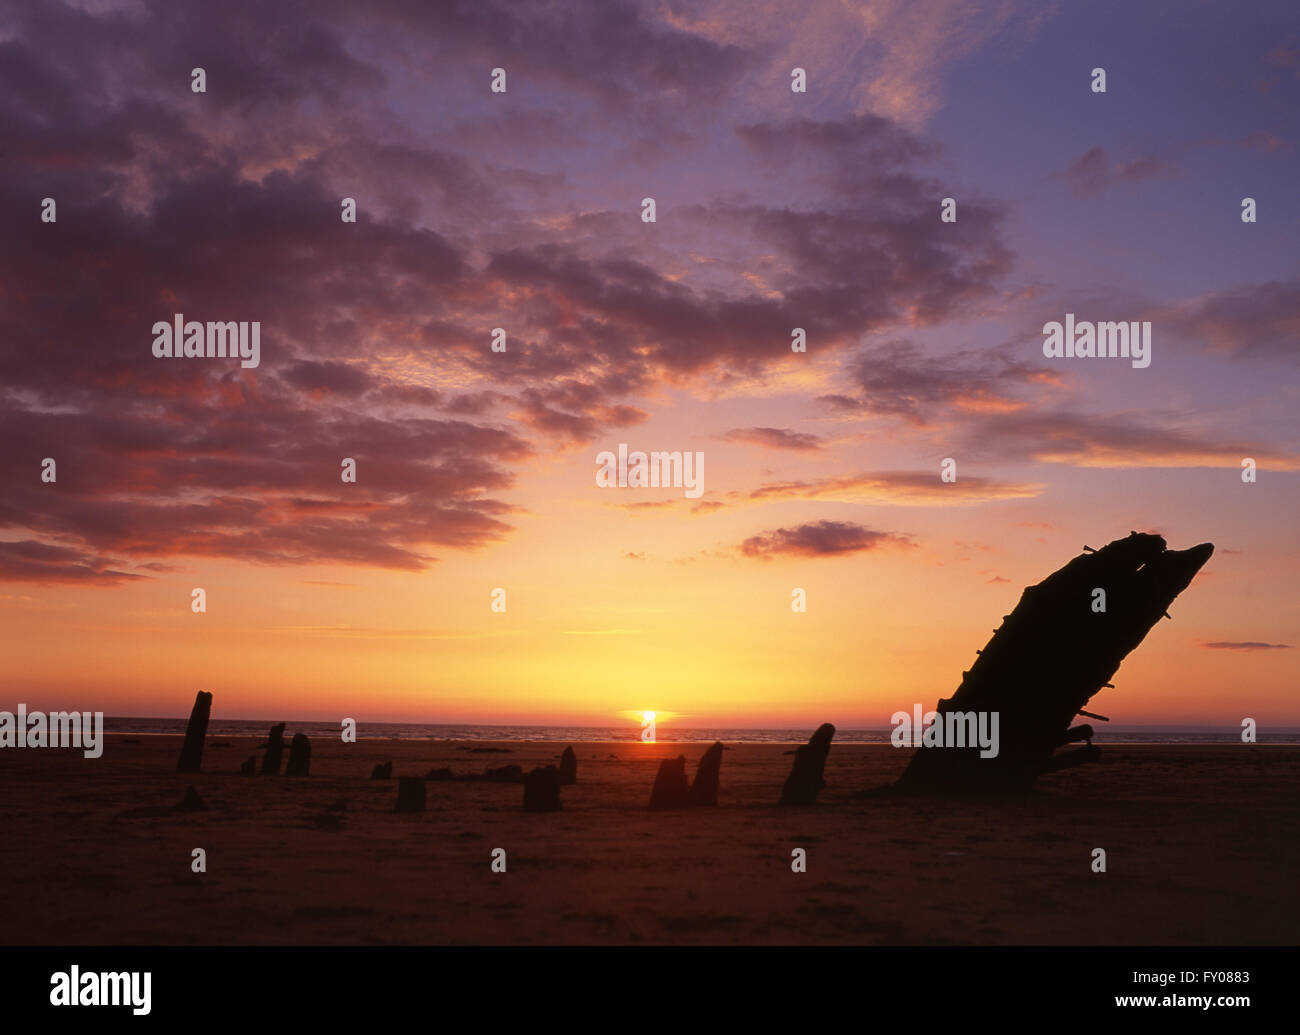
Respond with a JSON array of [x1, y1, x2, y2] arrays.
[[261, 723, 286, 775], [176, 690, 212, 774], [649, 756, 690, 809], [285, 733, 311, 777], [648, 742, 725, 809], [780, 723, 835, 805], [690, 741, 723, 806]]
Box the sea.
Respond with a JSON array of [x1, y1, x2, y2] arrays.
[[102, 718, 1300, 745]]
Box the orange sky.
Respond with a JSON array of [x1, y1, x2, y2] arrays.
[[2, 2, 1297, 730], [6, 403, 1297, 727]]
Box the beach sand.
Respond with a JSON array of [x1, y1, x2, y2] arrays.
[[1, 736, 1296, 945]]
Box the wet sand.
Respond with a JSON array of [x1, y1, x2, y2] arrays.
[[1, 737, 1296, 944]]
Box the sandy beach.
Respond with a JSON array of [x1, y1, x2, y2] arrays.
[[1, 736, 1296, 945]]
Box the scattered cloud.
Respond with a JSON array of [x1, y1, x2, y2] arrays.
[[1153, 279, 1300, 361], [1203, 641, 1292, 651], [749, 470, 1042, 505], [738, 520, 913, 559], [1054, 145, 1174, 198], [721, 427, 824, 451]]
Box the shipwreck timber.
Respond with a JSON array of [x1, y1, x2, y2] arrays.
[[896, 532, 1213, 793]]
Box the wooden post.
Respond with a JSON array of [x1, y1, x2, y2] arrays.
[[261, 723, 286, 775], [176, 690, 212, 774]]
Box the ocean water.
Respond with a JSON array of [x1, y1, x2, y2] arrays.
[[102, 718, 1300, 745]]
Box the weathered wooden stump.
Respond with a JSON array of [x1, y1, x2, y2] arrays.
[[260, 723, 286, 775], [176, 690, 212, 774], [649, 756, 690, 810], [649, 744, 726, 809], [780, 723, 835, 805], [690, 741, 723, 806], [559, 746, 577, 785], [285, 733, 311, 777]]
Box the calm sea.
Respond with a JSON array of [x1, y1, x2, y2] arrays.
[[102, 718, 1300, 745]]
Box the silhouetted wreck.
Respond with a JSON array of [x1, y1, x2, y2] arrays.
[[896, 532, 1213, 793]]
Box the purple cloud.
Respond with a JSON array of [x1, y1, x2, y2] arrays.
[[739, 521, 913, 559]]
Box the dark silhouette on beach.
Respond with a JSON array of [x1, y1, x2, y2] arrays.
[[285, 733, 311, 777], [897, 531, 1213, 793], [261, 723, 286, 775], [780, 723, 835, 805], [176, 690, 212, 773], [649, 741, 724, 809]]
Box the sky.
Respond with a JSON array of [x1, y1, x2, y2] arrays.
[[1, 0, 1297, 729]]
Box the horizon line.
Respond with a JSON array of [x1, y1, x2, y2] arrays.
[[94, 715, 1300, 733]]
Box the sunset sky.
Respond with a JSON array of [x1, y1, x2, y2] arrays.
[[1, 0, 1297, 728]]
